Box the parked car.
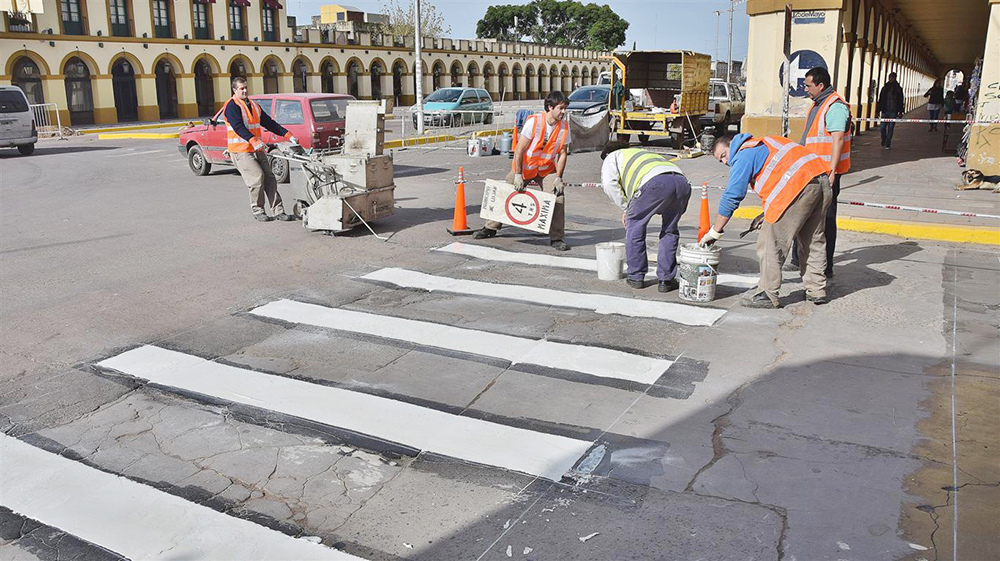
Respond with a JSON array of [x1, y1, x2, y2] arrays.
[[566, 85, 610, 115], [0, 85, 37, 156], [414, 88, 493, 127], [597, 71, 611, 85], [699, 80, 745, 132], [179, 93, 354, 182]]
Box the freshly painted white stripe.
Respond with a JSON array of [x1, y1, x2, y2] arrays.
[[251, 299, 673, 384], [362, 267, 726, 326], [0, 433, 359, 560], [105, 149, 164, 158], [433, 242, 759, 288], [98, 346, 591, 481]]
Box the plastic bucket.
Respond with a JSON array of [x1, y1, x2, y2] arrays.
[[467, 137, 490, 157], [596, 242, 626, 281], [677, 243, 722, 303]]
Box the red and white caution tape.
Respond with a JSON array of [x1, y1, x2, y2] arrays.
[[852, 117, 1000, 124], [566, 182, 1000, 220]]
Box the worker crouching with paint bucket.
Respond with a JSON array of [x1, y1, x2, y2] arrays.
[[598, 141, 691, 292], [701, 133, 832, 308]]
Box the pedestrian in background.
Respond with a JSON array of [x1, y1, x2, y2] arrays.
[[923, 80, 944, 131], [876, 72, 905, 150], [943, 91, 957, 129], [224, 77, 298, 222]]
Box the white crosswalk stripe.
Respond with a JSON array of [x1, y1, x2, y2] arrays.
[[0, 433, 360, 560], [251, 299, 674, 384], [98, 345, 593, 481], [433, 242, 760, 288], [362, 267, 727, 326]]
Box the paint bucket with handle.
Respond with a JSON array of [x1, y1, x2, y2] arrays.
[[595, 242, 626, 281], [677, 243, 721, 303]]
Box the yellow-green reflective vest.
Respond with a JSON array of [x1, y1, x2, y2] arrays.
[[618, 148, 683, 202]]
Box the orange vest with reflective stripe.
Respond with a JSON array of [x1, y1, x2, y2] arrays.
[[737, 136, 829, 223], [803, 91, 852, 174], [514, 113, 568, 180], [224, 95, 262, 153]]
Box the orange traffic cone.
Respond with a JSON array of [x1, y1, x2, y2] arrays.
[[697, 182, 711, 243], [447, 167, 475, 235]]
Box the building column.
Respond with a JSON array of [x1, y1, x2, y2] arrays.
[[248, 73, 265, 96], [502, 74, 513, 101], [176, 73, 199, 119], [335, 73, 348, 95], [214, 75, 231, 111], [136, 75, 159, 121], [307, 73, 322, 93], [967, 0, 1000, 175], [92, 75, 118, 125], [42, 75, 70, 128], [279, 73, 294, 93], [359, 72, 372, 99], [400, 72, 415, 106]]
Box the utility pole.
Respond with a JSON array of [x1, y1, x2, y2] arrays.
[[714, 10, 722, 77], [727, 0, 734, 83], [414, 0, 424, 135]]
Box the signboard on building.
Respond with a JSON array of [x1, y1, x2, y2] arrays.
[[778, 49, 827, 98], [792, 11, 826, 25], [480, 179, 556, 234]]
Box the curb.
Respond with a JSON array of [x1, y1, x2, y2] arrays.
[[97, 132, 181, 140], [731, 207, 1000, 246], [81, 121, 193, 134]]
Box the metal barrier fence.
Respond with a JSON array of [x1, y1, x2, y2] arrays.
[[401, 108, 516, 139], [29, 103, 64, 139]]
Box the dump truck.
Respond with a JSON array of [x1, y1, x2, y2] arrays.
[[606, 50, 711, 149]]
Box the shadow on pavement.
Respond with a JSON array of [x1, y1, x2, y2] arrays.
[[0, 145, 120, 158]]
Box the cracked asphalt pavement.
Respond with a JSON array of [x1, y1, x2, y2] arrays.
[[1, 137, 997, 560]]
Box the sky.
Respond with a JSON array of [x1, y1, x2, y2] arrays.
[[285, 0, 750, 62]]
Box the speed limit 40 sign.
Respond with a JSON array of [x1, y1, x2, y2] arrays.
[[480, 179, 556, 234]]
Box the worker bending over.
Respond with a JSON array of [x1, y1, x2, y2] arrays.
[[701, 134, 832, 308], [224, 76, 298, 222], [600, 141, 691, 292], [475, 91, 571, 251]]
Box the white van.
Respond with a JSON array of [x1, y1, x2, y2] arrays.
[[0, 86, 37, 155]]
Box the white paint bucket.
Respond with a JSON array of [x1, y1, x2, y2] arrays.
[[595, 242, 626, 281], [467, 137, 489, 157], [677, 243, 722, 303]]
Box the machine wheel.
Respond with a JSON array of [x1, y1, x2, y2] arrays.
[[269, 154, 289, 184], [187, 145, 211, 176], [17, 143, 35, 156], [670, 131, 684, 150], [638, 134, 651, 145]]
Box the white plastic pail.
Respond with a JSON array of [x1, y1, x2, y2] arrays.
[[467, 137, 489, 157], [677, 243, 722, 303], [596, 242, 626, 281]]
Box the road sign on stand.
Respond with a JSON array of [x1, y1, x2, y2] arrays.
[[778, 49, 827, 98], [480, 179, 556, 234]]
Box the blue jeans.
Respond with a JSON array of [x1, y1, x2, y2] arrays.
[[928, 108, 940, 130], [880, 112, 898, 147], [624, 173, 691, 281]]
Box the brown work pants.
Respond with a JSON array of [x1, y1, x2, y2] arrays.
[[484, 171, 566, 241], [755, 175, 832, 305], [232, 151, 285, 216]]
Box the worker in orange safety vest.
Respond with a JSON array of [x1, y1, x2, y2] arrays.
[[789, 66, 852, 276], [474, 91, 572, 251], [223, 76, 299, 222], [701, 133, 832, 308]]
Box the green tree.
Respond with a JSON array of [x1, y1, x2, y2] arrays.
[[377, 0, 451, 38], [476, 0, 628, 51]]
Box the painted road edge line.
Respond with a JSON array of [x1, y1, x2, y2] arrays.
[[97, 345, 591, 481], [732, 207, 1000, 246], [433, 242, 760, 288], [361, 267, 727, 326], [250, 299, 673, 385], [0, 433, 359, 560], [97, 132, 181, 140]]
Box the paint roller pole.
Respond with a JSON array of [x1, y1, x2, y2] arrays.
[[414, 0, 424, 136], [697, 182, 711, 243]]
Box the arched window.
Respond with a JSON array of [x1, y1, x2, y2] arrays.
[[229, 59, 248, 79], [155, 59, 178, 118], [111, 58, 139, 122], [194, 59, 215, 116], [321, 61, 337, 93], [263, 60, 280, 94], [63, 57, 94, 125], [347, 61, 360, 98], [450, 61, 462, 88], [392, 61, 406, 106], [13, 58, 44, 105], [293, 59, 308, 93], [371, 61, 384, 100]]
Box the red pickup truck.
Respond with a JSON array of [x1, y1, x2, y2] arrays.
[[178, 93, 354, 182]]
